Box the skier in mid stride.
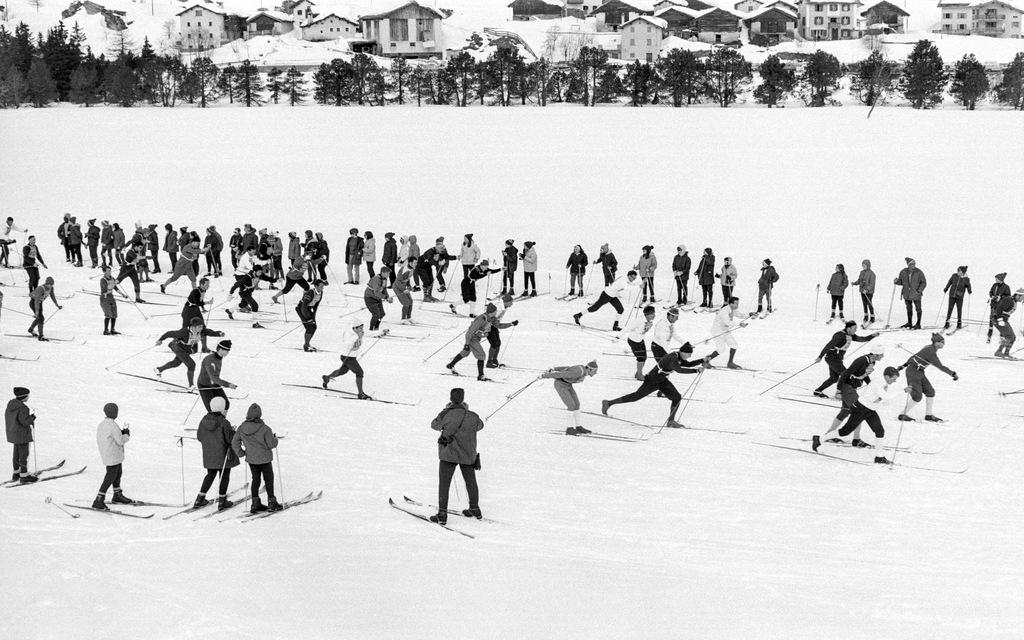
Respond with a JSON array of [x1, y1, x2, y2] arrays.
[[812, 321, 879, 399], [540, 360, 599, 435]]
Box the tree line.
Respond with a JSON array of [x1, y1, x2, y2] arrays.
[[1, 22, 1022, 110]]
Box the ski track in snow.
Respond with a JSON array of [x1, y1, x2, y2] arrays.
[[1, 108, 1023, 638]]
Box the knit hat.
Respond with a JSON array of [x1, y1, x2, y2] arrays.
[[627, 270, 638, 277], [44, 276, 54, 285], [601, 243, 609, 252], [210, 396, 226, 413], [931, 332, 945, 343], [1015, 288, 1024, 296], [217, 339, 232, 352], [643, 305, 656, 315], [525, 241, 535, 247], [501, 293, 513, 304], [385, 232, 394, 239], [845, 320, 857, 328], [679, 342, 693, 354], [88, 218, 95, 225], [764, 258, 772, 265], [103, 403, 119, 419], [906, 257, 915, 265], [436, 236, 444, 243], [958, 266, 968, 273], [349, 228, 358, 234], [450, 387, 465, 404], [506, 239, 514, 245], [245, 403, 262, 421], [667, 308, 679, 317], [995, 272, 1007, 281], [585, 360, 598, 370], [189, 317, 204, 326], [465, 233, 473, 240], [13, 387, 29, 399], [485, 303, 498, 314], [480, 259, 489, 266]]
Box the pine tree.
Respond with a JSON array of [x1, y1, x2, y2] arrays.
[[266, 67, 283, 104], [410, 65, 429, 106], [350, 53, 376, 105], [329, 58, 352, 105], [312, 63, 332, 105], [487, 45, 523, 106], [532, 57, 549, 106], [103, 57, 137, 106], [235, 60, 264, 107], [995, 52, 1024, 110], [370, 67, 388, 105], [155, 55, 184, 107], [572, 45, 608, 106], [284, 66, 306, 106], [0, 65, 26, 108], [218, 65, 236, 103], [801, 50, 843, 107], [753, 54, 795, 107], [446, 50, 474, 106], [11, 23, 35, 75], [25, 58, 57, 107], [950, 54, 989, 110], [391, 55, 408, 104], [39, 22, 83, 101], [901, 39, 947, 109], [623, 61, 657, 106], [69, 62, 97, 105], [596, 65, 622, 103], [850, 50, 897, 107], [657, 48, 703, 107], [192, 57, 219, 107], [705, 48, 751, 108]]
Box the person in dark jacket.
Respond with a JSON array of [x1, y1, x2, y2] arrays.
[[756, 259, 779, 314], [205, 226, 224, 277], [382, 232, 398, 286], [163, 224, 179, 270], [6, 387, 37, 483], [672, 245, 692, 306], [851, 259, 876, 324], [565, 245, 588, 296], [112, 223, 125, 265], [154, 318, 225, 389], [28, 276, 62, 341], [694, 248, 716, 308], [429, 388, 484, 525], [991, 288, 1024, 358], [602, 344, 712, 429], [240, 225, 258, 255], [452, 261, 502, 317], [58, 214, 71, 262], [22, 235, 47, 294], [231, 403, 281, 513], [116, 240, 147, 303], [826, 263, 849, 320], [501, 239, 518, 295], [198, 339, 237, 412], [100, 220, 114, 268], [67, 217, 84, 267], [85, 219, 100, 268], [594, 243, 618, 287], [363, 270, 391, 332], [897, 333, 957, 422], [894, 257, 927, 329], [419, 240, 457, 302], [813, 321, 878, 398], [181, 278, 212, 348], [193, 396, 238, 511], [229, 228, 242, 270], [943, 266, 972, 330], [315, 232, 330, 282], [345, 228, 364, 285], [987, 272, 1012, 343], [298, 280, 326, 351], [146, 224, 161, 273]]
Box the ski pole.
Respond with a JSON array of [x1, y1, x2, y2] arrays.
[[498, 323, 517, 364], [698, 323, 746, 346], [104, 343, 157, 371], [177, 435, 186, 506], [758, 360, 818, 396], [118, 286, 150, 321], [889, 396, 909, 467], [359, 334, 385, 359], [31, 424, 37, 474], [182, 394, 201, 424], [45, 496, 80, 519], [485, 377, 540, 421], [270, 321, 303, 344], [422, 329, 463, 363], [548, 272, 552, 295], [998, 387, 1024, 397], [884, 282, 897, 328], [813, 283, 820, 322], [276, 446, 284, 503], [934, 289, 948, 327], [894, 344, 957, 379]]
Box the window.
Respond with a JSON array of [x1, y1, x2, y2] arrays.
[[630, 52, 636, 58], [209, 21, 212, 26], [986, 20, 997, 27], [646, 25, 651, 32], [416, 18, 432, 41], [390, 18, 409, 41], [958, 23, 966, 29], [841, 16, 849, 24], [630, 38, 635, 44], [841, 3, 849, 10], [815, 4, 822, 11], [944, 12, 951, 19], [646, 52, 653, 62], [647, 38, 652, 44], [814, 16, 823, 24], [187, 21, 191, 26], [829, 3, 838, 10], [715, 33, 722, 41], [195, 9, 202, 16], [841, 28, 850, 36], [958, 12, 967, 18]]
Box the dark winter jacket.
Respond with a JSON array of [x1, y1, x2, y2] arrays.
[[67, 224, 83, 246], [503, 245, 518, 272], [159, 326, 224, 353], [240, 230, 258, 253], [419, 247, 456, 272], [231, 404, 278, 465], [431, 402, 483, 466], [230, 232, 243, 255], [993, 296, 1016, 322], [197, 411, 239, 470], [112, 228, 125, 249], [837, 355, 873, 390], [694, 252, 716, 285], [827, 269, 849, 296], [818, 330, 873, 361], [147, 227, 159, 250], [101, 226, 113, 249], [758, 265, 779, 291], [382, 238, 398, 266], [197, 353, 230, 388], [566, 251, 588, 274], [164, 229, 179, 253], [647, 352, 703, 381], [672, 253, 691, 278], [989, 282, 1011, 308], [86, 224, 100, 248], [288, 236, 301, 262], [595, 251, 617, 278], [461, 266, 500, 303], [853, 264, 875, 295], [904, 345, 954, 376], [943, 274, 972, 299], [22, 244, 44, 269], [298, 287, 324, 320], [345, 235, 364, 264], [5, 397, 34, 445], [895, 266, 927, 301]]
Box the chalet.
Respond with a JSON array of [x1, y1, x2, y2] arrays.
[[619, 14, 667, 61], [246, 9, 295, 37], [797, 0, 863, 40], [969, 0, 1023, 37], [764, 0, 799, 14], [509, 0, 566, 20], [565, 0, 607, 18], [303, 11, 360, 41], [859, 0, 909, 32], [937, 0, 972, 33], [695, 7, 743, 43], [652, 0, 683, 9], [735, 0, 764, 12], [743, 5, 798, 43], [655, 5, 700, 37], [177, 2, 228, 52], [288, 0, 316, 21], [359, 1, 447, 58], [591, 0, 655, 31]]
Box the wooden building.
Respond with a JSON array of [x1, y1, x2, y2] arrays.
[[591, 0, 655, 31], [695, 7, 743, 43], [509, 0, 566, 20], [359, 0, 447, 58]]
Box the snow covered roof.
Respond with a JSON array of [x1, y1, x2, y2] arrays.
[[508, 0, 565, 6], [744, 4, 797, 19], [734, 0, 762, 7], [176, 2, 225, 16], [593, 0, 657, 12], [656, 4, 702, 16], [623, 14, 669, 27], [936, 0, 971, 5], [304, 10, 358, 26], [969, 0, 1024, 11], [860, 0, 910, 15], [246, 9, 293, 23], [360, 1, 447, 20], [763, 0, 798, 11]]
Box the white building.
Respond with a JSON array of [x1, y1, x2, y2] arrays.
[[970, 0, 1023, 37], [302, 11, 360, 41], [359, 1, 447, 58], [289, 0, 316, 21], [797, 0, 864, 40], [246, 9, 295, 37], [177, 2, 228, 52], [619, 14, 667, 62], [937, 0, 973, 33], [735, 0, 764, 12]]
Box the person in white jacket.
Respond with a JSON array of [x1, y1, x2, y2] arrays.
[[1, 216, 27, 267], [321, 318, 372, 399], [572, 270, 638, 331], [618, 305, 657, 380], [651, 308, 685, 360], [710, 296, 749, 369], [92, 402, 133, 510], [813, 365, 901, 465], [459, 234, 480, 278]]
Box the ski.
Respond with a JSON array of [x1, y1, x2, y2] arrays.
[[436, 371, 508, 384], [0, 354, 40, 362], [890, 461, 967, 474], [402, 496, 501, 523], [546, 429, 646, 442], [776, 435, 942, 455], [752, 442, 872, 465], [235, 491, 314, 520], [283, 382, 418, 406], [242, 491, 324, 521], [163, 484, 250, 520], [554, 294, 582, 302], [116, 371, 190, 390], [388, 498, 475, 539], [776, 395, 839, 409], [0, 459, 66, 486], [4, 333, 77, 343], [156, 388, 250, 401], [664, 423, 749, 435], [63, 503, 154, 519], [965, 356, 1020, 362], [6, 466, 88, 487], [581, 411, 656, 430]]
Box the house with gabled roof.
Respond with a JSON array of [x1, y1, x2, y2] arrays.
[[509, 0, 567, 20], [619, 14, 667, 61], [859, 0, 909, 33], [797, 0, 864, 40], [695, 6, 744, 43], [177, 2, 231, 52], [735, 0, 764, 12], [302, 11, 360, 41], [743, 4, 798, 43], [359, 1, 447, 58], [969, 0, 1023, 37], [246, 9, 295, 37], [591, 0, 655, 31]]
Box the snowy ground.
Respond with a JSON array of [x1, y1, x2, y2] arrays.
[[1, 107, 1023, 639]]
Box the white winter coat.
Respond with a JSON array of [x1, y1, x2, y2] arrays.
[[652, 318, 682, 348], [621, 317, 655, 343], [460, 243, 480, 266], [96, 418, 129, 466], [604, 276, 635, 298]]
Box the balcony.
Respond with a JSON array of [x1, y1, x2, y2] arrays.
[[975, 27, 1006, 34]]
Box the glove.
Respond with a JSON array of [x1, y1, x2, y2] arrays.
[[437, 435, 451, 446], [952, 372, 959, 381], [121, 428, 131, 436], [512, 320, 519, 326], [815, 357, 822, 363], [871, 333, 880, 338]]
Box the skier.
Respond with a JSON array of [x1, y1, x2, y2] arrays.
[[672, 245, 691, 306], [813, 321, 879, 398], [406, 235, 421, 289], [227, 264, 275, 327], [231, 403, 282, 513], [565, 245, 588, 297], [197, 340, 237, 412], [363, 230, 377, 279], [756, 259, 778, 314], [115, 239, 147, 303], [434, 237, 453, 292], [716, 256, 737, 302], [987, 272, 1012, 344], [991, 288, 1024, 358], [943, 266, 972, 330], [161, 237, 205, 293], [145, 224, 160, 274], [694, 247, 716, 308], [382, 232, 398, 286], [451, 260, 502, 318], [100, 220, 113, 268], [364, 269, 391, 332], [501, 239, 518, 295], [345, 228, 364, 285], [5, 387, 36, 484], [321, 318, 372, 399], [99, 265, 124, 336], [602, 343, 711, 429], [193, 396, 238, 511], [446, 304, 501, 381], [897, 333, 958, 422], [520, 241, 538, 297], [651, 307, 685, 359], [181, 278, 213, 350], [22, 235, 47, 294], [229, 228, 242, 269], [709, 297, 749, 370], [66, 217, 83, 267], [459, 234, 480, 278], [28, 276, 62, 341], [417, 239, 456, 302], [825, 263, 849, 321], [92, 402, 133, 510], [58, 214, 70, 263], [394, 258, 415, 323], [813, 364, 901, 464], [154, 317, 225, 390], [637, 245, 657, 303], [429, 387, 484, 525], [852, 259, 876, 326], [594, 243, 618, 287], [163, 224, 179, 270], [206, 225, 225, 277], [85, 219, 100, 268], [572, 270, 639, 331], [111, 223, 125, 266], [812, 344, 887, 446], [271, 250, 315, 303], [894, 257, 927, 329], [485, 293, 519, 369], [298, 279, 326, 352], [541, 360, 599, 435], [1, 216, 26, 267], [618, 305, 657, 380]]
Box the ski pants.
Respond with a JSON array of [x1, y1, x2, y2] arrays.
[[383, 263, 396, 286], [101, 245, 113, 267], [200, 467, 232, 496], [554, 380, 580, 411], [587, 292, 623, 315], [523, 272, 536, 292], [609, 376, 681, 406], [98, 463, 123, 494], [946, 296, 964, 324], [27, 299, 44, 336], [249, 462, 275, 502], [436, 264, 447, 290], [438, 461, 478, 513], [721, 284, 733, 301], [642, 277, 656, 300], [150, 247, 161, 273], [69, 244, 82, 265], [815, 357, 845, 394], [116, 266, 140, 296], [860, 292, 874, 318], [486, 325, 501, 364], [602, 268, 615, 287], [905, 366, 934, 402], [165, 261, 197, 290], [650, 343, 668, 360], [280, 276, 310, 296], [834, 385, 858, 422], [838, 405, 884, 439], [346, 260, 361, 284], [397, 292, 413, 319], [365, 261, 375, 279], [457, 340, 486, 361], [675, 275, 688, 304], [88, 244, 98, 267], [168, 252, 177, 270], [159, 345, 197, 386], [26, 266, 39, 294], [569, 271, 584, 293], [502, 269, 515, 292], [417, 268, 434, 297], [757, 286, 772, 312], [0, 241, 10, 267], [365, 296, 385, 330], [328, 356, 363, 380], [628, 338, 648, 363], [701, 284, 713, 306], [830, 294, 844, 313], [199, 387, 228, 413], [904, 298, 922, 325], [12, 443, 29, 474], [996, 320, 1016, 347], [101, 296, 117, 319]]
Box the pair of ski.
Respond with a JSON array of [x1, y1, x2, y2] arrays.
[[582, 411, 748, 435], [752, 442, 966, 473], [163, 484, 253, 520], [546, 429, 647, 442], [281, 382, 418, 406], [0, 354, 39, 362], [776, 435, 943, 456], [965, 355, 1021, 362], [554, 294, 583, 302], [438, 371, 508, 384], [4, 461, 87, 488], [388, 497, 476, 539], [240, 491, 324, 522], [62, 497, 184, 519], [5, 333, 82, 344]]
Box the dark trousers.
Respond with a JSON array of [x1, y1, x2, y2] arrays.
[[628, 338, 647, 363], [63, 241, 71, 261], [701, 284, 713, 306], [650, 343, 668, 360], [158, 345, 197, 386], [838, 406, 884, 438], [721, 284, 733, 300], [946, 296, 964, 324], [675, 276, 688, 304], [814, 357, 845, 393], [249, 462, 275, 501], [436, 265, 447, 290], [384, 263, 396, 286], [27, 299, 44, 336], [200, 467, 231, 495], [12, 443, 29, 473], [486, 325, 501, 364], [328, 356, 363, 379], [608, 375, 682, 418], [602, 269, 615, 287], [587, 292, 624, 315], [150, 248, 160, 273], [502, 270, 515, 292], [114, 247, 124, 265], [0, 241, 10, 267], [524, 272, 536, 292], [26, 266, 39, 294], [88, 244, 98, 266], [280, 276, 310, 296], [69, 244, 82, 265], [199, 387, 227, 413], [417, 268, 435, 297], [830, 294, 844, 313], [99, 463, 123, 494], [365, 296, 385, 330], [116, 266, 140, 296], [642, 277, 655, 300], [169, 252, 178, 269], [861, 292, 875, 318], [905, 299, 923, 326], [438, 460, 478, 512], [212, 251, 223, 275], [366, 261, 375, 279]]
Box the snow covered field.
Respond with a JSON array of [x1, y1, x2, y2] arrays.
[[1, 107, 1023, 639]]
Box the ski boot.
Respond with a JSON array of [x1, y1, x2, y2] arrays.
[[813, 391, 829, 399], [727, 362, 741, 370], [225, 309, 234, 320], [268, 499, 283, 512], [575, 426, 592, 434], [851, 439, 872, 448], [564, 427, 578, 436], [897, 414, 914, 421], [92, 495, 108, 509], [322, 375, 331, 389], [159, 284, 166, 294], [429, 512, 447, 525], [111, 490, 134, 505], [811, 435, 821, 452], [250, 498, 268, 514], [924, 415, 944, 423], [600, 400, 611, 416], [217, 497, 234, 511], [19, 474, 39, 484], [874, 456, 891, 465], [612, 321, 621, 332], [666, 419, 684, 429], [943, 321, 950, 330], [462, 507, 483, 520], [193, 495, 210, 509], [357, 393, 372, 400], [153, 367, 163, 379], [572, 312, 582, 326]]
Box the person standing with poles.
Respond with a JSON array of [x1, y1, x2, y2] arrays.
[[894, 257, 927, 329], [756, 259, 778, 315], [636, 245, 658, 304], [825, 263, 849, 322], [429, 387, 484, 525], [22, 235, 47, 294], [459, 234, 480, 279], [716, 256, 737, 303], [986, 272, 1011, 344], [28, 276, 62, 341], [193, 396, 238, 511], [85, 219, 100, 269], [382, 232, 398, 287], [672, 245, 691, 306], [298, 279, 326, 352], [6, 387, 37, 484], [116, 239, 148, 303], [344, 228, 364, 285], [565, 245, 588, 298], [594, 243, 618, 288], [501, 239, 518, 296], [198, 340, 237, 412], [100, 220, 114, 268], [322, 318, 374, 399], [520, 241, 538, 297], [92, 402, 134, 510], [231, 403, 282, 514], [812, 321, 879, 398], [852, 259, 876, 327], [694, 247, 716, 308], [942, 266, 972, 331], [163, 224, 179, 271], [541, 360, 599, 435]]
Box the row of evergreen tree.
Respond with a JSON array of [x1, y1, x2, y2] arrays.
[[1, 21, 1022, 110]]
